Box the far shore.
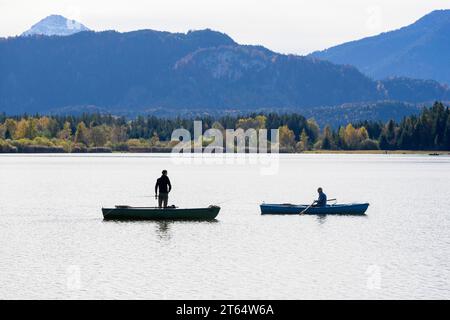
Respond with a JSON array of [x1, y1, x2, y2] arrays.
[[0, 148, 448, 155], [302, 150, 449, 155]]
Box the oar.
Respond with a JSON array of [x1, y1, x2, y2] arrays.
[[299, 198, 337, 215], [299, 201, 316, 215]]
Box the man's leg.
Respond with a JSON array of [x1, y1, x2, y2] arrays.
[[158, 195, 163, 208], [163, 194, 168, 208]]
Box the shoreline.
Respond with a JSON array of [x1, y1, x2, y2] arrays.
[[0, 149, 448, 155], [302, 150, 449, 155]]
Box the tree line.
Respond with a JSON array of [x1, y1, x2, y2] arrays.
[[0, 102, 449, 152]]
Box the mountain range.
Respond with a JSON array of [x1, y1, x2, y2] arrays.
[[0, 11, 449, 118], [311, 9, 450, 85]]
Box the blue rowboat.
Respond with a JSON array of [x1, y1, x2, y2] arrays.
[[260, 203, 369, 215]]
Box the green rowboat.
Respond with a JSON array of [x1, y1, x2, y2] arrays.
[[102, 205, 220, 220]]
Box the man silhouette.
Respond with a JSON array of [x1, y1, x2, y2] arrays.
[[314, 187, 327, 207], [155, 170, 172, 208]]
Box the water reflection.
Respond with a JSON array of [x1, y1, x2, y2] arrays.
[[155, 220, 171, 240], [155, 219, 220, 241], [315, 214, 327, 225], [314, 213, 368, 225], [103, 218, 219, 241]]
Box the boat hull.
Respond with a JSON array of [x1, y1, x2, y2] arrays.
[[102, 205, 220, 220], [260, 203, 369, 215]]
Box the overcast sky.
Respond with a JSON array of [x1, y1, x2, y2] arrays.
[[1, 0, 449, 54]]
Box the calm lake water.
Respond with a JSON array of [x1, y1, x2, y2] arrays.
[[0, 153, 449, 299]]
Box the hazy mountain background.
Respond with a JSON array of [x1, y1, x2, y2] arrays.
[[0, 11, 449, 125], [311, 9, 450, 85]]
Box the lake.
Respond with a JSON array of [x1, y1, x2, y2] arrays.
[[0, 153, 449, 299]]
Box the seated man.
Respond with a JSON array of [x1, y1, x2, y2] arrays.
[[314, 187, 327, 207]]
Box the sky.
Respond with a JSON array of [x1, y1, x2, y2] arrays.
[[1, 0, 449, 54]]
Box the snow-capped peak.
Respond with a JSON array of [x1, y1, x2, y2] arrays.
[[21, 15, 90, 37]]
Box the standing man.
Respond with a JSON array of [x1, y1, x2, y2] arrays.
[[155, 170, 172, 208]]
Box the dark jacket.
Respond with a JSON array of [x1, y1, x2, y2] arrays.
[[316, 192, 327, 207], [155, 175, 172, 194]]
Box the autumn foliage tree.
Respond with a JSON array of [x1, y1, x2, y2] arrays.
[[74, 122, 90, 145], [278, 125, 296, 151]]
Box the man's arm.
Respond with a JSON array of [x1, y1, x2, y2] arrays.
[[167, 178, 172, 193], [155, 180, 159, 195]]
